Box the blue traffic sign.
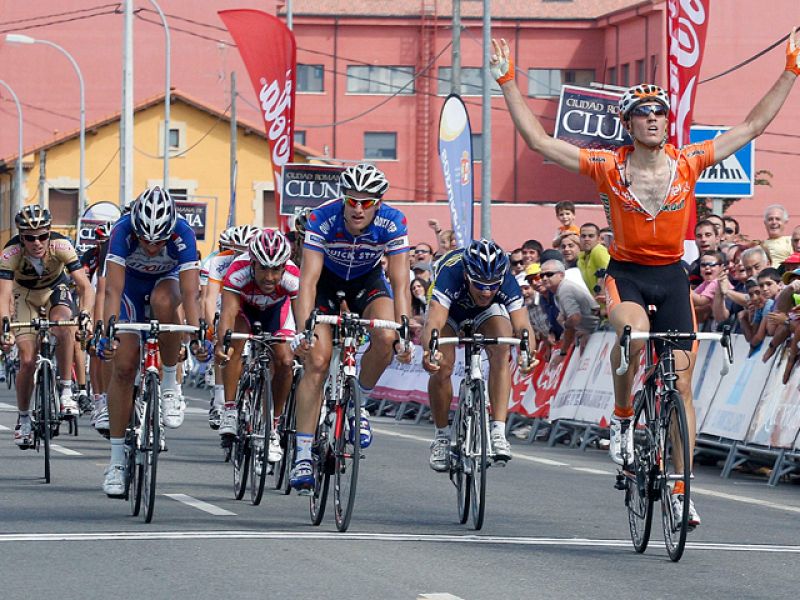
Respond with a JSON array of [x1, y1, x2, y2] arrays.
[[690, 126, 755, 198]]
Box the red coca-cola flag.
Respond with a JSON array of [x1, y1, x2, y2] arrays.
[[219, 9, 296, 230], [667, 0, 710, 247]]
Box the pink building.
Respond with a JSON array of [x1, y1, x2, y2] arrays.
[[0, 1, 797, 250]]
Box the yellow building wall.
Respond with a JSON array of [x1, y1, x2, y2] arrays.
[[0, 99, 310, 257]]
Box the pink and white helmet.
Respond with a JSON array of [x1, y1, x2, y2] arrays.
[[249, 228, 291, 268]]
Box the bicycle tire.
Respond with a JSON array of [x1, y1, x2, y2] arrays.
[[141, 371, 161, 523], [626, 388, 655, 554], [249, 374, 272, 505], [333, 376, 361, 532], [660, 391, 691, 562], [310, 387, 332, 526], [7, 363, 15, 389], [232, 386, 251, 500], [469, 380, 489, 530], [276, 367, 300, 494], [451, 383, 470, 525], [127, 397, 143, 516], [39, 363, 53, 484]]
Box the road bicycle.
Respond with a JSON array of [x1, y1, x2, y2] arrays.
[[429, 322, 530, 530], [107, 316, 205, 523], [3, 344, 18, 389], [221, 325, 287, 506], [305, 307, 408, 532], [614, 322, 733, 562], [273, 358, 302, 494], [3, 314, 88, 483]]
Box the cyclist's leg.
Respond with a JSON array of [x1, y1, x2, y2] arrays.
[[359, 296, 396, 389], [14, 335, 36, 413], [427, 321, 456, 471], [150, 276, 184, 427], [259, 297, 295, 419], [478, 310, 514, 459], [218, 313, 247, 437], [49, 286, 77, 411], [295, 325, 333, 436]]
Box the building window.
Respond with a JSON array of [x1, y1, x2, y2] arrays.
[[262, 190, 277, 228], [621, 63, 630, 87], [527, 68, 595, 97], [160, 120, 186, 156], [471, 133, 483, 162], [297, 64, 324, 93], [636, 59, 646, 83], [608, 67, 617, 85], [294, 130, 306, 146], [169, 188, 188, 202], [49, 189, 78, 226], [346, 65, 414, 94], [438, 67, 501, 96], [650, 55, 659, 80], [168, 128, 180, 150], [364, 132, 397, 160]]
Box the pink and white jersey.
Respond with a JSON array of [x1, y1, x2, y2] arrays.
[[222, 253, 300, 310]]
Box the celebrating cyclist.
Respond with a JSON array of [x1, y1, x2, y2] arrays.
[[97, 186, 207, 497], [490, 30, 799, 527], [204, 224, 259, 429], [291, 163, 413, 493], [0, 206, 94, 447], [421, 239, 535, 470], [214, 229, 298, 465]]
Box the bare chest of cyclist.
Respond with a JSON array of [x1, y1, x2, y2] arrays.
[[628, 164, 672, 216]]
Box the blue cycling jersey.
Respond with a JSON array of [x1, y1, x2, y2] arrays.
[[106, 214, 199, 280], [431, 249, 524, 313], [303, 198, 409, 280]]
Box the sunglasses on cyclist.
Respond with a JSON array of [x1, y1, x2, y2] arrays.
[[467, 277, 502, 292], [22, 233, 50, 243], [344, 195, 380, 209], [630, 104, 668, 118]]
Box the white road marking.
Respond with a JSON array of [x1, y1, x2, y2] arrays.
[[0, 530, 797, 553], [572, 467, 613, 476], [693, 486, 800, 515], [164, 493, 236, 516], [418, 594, 466, 600], [50, 444, 82, 456], [0, 401, 16, 411], [0, 423, 8, 431]]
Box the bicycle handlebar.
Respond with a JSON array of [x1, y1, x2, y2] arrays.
[[427, 328, 531, 369], [221, 329, 288, 357], [106, 315, 205, 340]]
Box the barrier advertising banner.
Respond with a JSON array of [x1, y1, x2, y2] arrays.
[[438, 94, 474, 248], [280, 163, 345, 216], [572, 333, 616, 426], [220, 9, 296, 229], [692, 340, 726, 431], [746, 350, 800, 448], [553, 85, 631, 150]]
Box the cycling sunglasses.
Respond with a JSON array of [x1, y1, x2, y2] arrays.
[[630, 104, 668, 118], [344, 195, 380, 209], [467, 276, 502, 292], [22, 232, 50, 243]]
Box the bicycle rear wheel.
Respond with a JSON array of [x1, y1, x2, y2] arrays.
[[660, 391, 691, 562], [141, 372, 161, 523], [626, 388, 655, 554], [468, 381, 489, 530], [232, 386, 251, 500], [333, 376, 362, 532], [275, 366, 300, 493], [451, 384, 471, 525], [249, 374, 272, 505]]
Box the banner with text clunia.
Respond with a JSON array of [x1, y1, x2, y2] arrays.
[[219, 9, 296, 231], [438, 94, 474, 248]]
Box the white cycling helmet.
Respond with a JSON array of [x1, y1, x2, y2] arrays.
[[131, 186, 177, 242], [249, 228, 291, 268], [618, 84, 670, 120], [228, 224, 260, 250], [218, 226, 237, 249], [340, 163, 389, 198]]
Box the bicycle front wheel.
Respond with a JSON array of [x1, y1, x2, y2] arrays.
[[141, 372, 161, 523], [276, 367, 300, 494], [468, 380, 489, 530], [127, 397, 143, 516], [660, 391, 691, 562], [626, 388, 655, 554], [451, 383, 471, 525], [37, 364, 54, 483], [232, 386, 251, 500], [310, 391, 332, 526], [249, 374, 272, 505], [333, 376, 362, 532]]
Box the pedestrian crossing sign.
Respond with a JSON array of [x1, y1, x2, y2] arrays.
[[690, 125, 755, 198]]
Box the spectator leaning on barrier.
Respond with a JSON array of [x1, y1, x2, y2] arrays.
[[723, 216, 741, 242], [521, 239, 544, 266], [598, 227, 614, 249], [713, 245, 748, 332], [558, 232, 581, 268], [757, 267, 783, 336], [540, 259, 600, 361], [412, 260, 433, 284], [692, 250, 726, 329], [525, 262, 562, 344], [706, 213, 725, 239], [741, 245, 770, 281], [510, 248, 525, 275], [739, 278, 770, 349], [761, 204, 793, 267], [577, 222, 610, 298], [764, 268, 800, 369], [409, 276, 430, 343], [687, 219, 722, 288]]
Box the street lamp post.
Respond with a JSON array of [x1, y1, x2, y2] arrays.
[[0, 80, 23, 226], [148, 0, 171, 188], [6, 34, 86, 222]]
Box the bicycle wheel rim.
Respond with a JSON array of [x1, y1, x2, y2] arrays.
[[468, 381, 488, 530], [142, 372, 160, 523], [249, 376, 270, 505], [40, 365, 52, 483], [452, 398, 470, 525], [333, 377, 361, 532], [128, 394, 143, 516], [626, 389, 655, 553], [310, 396, 331, 526], [279, 390, 297, 495], [232, 388, 251, 500], [660, 393, 690, 562]]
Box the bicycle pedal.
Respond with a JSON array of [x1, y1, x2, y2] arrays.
[[614, 471, 626, 491]]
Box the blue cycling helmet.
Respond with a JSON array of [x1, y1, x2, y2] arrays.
[[463, 239, 509, 283]]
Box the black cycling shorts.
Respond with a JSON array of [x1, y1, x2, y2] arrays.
[[604, 259, 695, 351], [315, 266, 392, 316]]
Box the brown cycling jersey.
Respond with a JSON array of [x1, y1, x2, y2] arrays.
[[0, 232, 82, 290]]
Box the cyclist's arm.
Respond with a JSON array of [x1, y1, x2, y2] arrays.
[[69, 265, 95, 316], [178, 268, 201, 327], [386, 251, 412, 323], [712, 70, 797, 163], [295, 247, 323, 333], [509, 307, 535, 346], [203, 279, 222, 327], [0, 278, 12, 323], [216, 289, 242, 347], [102, 261, 125, 327], [420, 298, 448, 354]]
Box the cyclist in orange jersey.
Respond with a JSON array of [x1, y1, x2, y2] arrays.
[[491, 29, 800, 528]]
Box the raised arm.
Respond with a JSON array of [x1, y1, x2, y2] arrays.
[[491, 38, 581, 173], [712, 29, 799, 163]]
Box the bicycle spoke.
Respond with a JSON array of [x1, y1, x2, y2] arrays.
[[333, 377, 361, 532], [660, 392, 691, 562], [625, 389, 655, 554]]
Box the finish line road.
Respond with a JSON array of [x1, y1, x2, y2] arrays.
[[1, 388, 798, 600]]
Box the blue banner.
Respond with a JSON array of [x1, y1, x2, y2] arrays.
[[438, 94, 473, 247]]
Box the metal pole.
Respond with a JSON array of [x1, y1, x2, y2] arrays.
[[0, 81, 23, 227], [480, 0, 491, 238], [122, 0, 134, 206], [287, 0, 293, 30], [148, 0, 170, 188], [38, 151, 45, 208], [452, 0, 461, 95], [229, 71, 237, 228]]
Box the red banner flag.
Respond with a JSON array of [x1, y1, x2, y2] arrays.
[[219, 9, 296, 229]]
